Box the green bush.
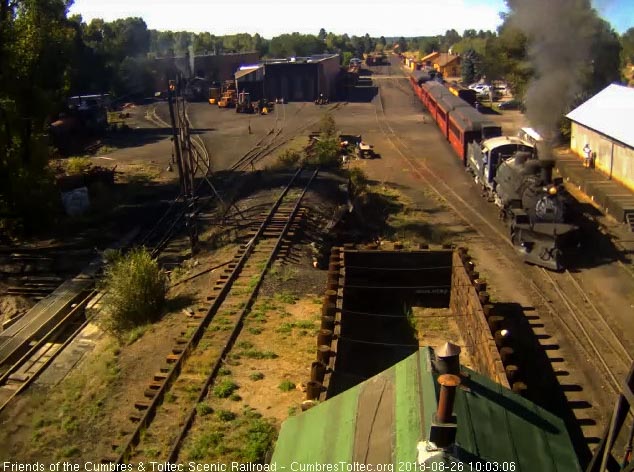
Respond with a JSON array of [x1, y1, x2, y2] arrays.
[[196, 403, 213, 416], [65, 157, 92, 174], [304, 137, 341, 167], [213, 380, 239, 398], [217, 409, 236, 421], [278, 380, 296, 392], [242, 418, 277, 463], [319, 113, 337, 138], [249, 372, 265, 381], [100, 248, 167, 334], [349, 167, 369, 195], [276, 150, 302, 169]]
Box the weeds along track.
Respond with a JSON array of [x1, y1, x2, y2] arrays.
[[372, 76, 628, 445], [230, 102, 345, 172], [104, 167, 319, 463]]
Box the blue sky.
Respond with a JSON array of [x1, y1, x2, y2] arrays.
[[68, 0, 632, 37]]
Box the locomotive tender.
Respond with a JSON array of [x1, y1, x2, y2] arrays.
[[408, 70, 578, 270]]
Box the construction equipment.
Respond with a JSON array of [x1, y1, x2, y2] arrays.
[[253, 98, 274, 115], [208, 87, 221, 105], [217, 80, 237, 108], [356, 140, 375, 159], [314, 93, 329, 105], [236, 91, 254, 113]]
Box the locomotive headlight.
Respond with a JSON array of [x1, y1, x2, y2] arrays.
[[548, 185, 558, 195]]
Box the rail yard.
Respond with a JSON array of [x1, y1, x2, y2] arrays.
[[1, 53, 634, 471]]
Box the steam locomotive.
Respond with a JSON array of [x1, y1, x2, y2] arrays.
[[467, 137, 579, 270]]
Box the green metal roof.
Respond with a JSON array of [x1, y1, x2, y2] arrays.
[[271, 348, 580, 471]]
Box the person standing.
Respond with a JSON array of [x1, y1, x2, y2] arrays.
[[583, 143, 593, 168]]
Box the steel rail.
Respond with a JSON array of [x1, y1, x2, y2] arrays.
[[372, 65, 627, 425], [110, 167, 315, 463], [0, 289, 99, 412], [166, 167, 319, 462]]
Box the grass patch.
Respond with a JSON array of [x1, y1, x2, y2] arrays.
[[275, 291, 298, 304], [241, 350, 278, 359], [196, 403, 214, 416], [217, 409, 237, 421], [59, 445, 81, 458], [276, 323, 293, 334], [65, 156, 92, 174], [185, 410, 276, 462], [213, 380, 239, 398], [247, 327, 263, 335], [295, 320, 315, 329], [278, 380, 296, 392], [249, 372, 265, 381]]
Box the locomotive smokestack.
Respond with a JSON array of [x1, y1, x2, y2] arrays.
[[540, 160, 555, 184]]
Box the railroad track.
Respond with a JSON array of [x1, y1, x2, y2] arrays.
[[538, 268, 633, 393], [371, 71, 629, 445], [0, 290, 101, 412], [230, 101, 344, 172], [104, 166, 319, 463]]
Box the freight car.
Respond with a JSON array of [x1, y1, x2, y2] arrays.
[[446, 83, 477, 106]]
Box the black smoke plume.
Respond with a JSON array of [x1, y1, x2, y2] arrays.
[[507, 0, 597, 138]]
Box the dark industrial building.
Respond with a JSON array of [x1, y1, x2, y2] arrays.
[[235, 54, 341, 102], [151, 51, 260, 90]]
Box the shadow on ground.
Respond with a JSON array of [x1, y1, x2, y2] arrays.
[[494, 301, 593, 467]]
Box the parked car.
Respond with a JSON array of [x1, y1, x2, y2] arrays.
[[470, 84, 491, 94], [493, 83, 508, 94], [497, 99, 524, 111]]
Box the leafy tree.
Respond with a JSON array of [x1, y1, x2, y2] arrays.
[[318, 28, 327, 41], [269, 33, 324, 57], [379, 36, 387, 47], [444, 29, 462, 47], [461, 49, 482, 84], [1, 0, 76, 233], [622, 27, 634, 65], [397, 37, 408, 52]]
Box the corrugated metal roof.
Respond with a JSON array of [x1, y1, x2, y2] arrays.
[[566, 84, 634, 148], [234, 66, 262, 79], [271, 347, 580, 470]]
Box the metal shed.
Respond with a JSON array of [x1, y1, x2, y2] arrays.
[[271, 347, 581, 471], [566, 84, 634, 190]]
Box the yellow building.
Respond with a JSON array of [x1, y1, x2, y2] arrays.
[[419, 52, 461, 77], [566, 84, 634, 191]]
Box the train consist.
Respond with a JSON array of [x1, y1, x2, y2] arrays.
[[408, 71, 579, 270]]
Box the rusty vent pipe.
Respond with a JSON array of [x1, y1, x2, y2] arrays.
[[436, 374, 461, 424]]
